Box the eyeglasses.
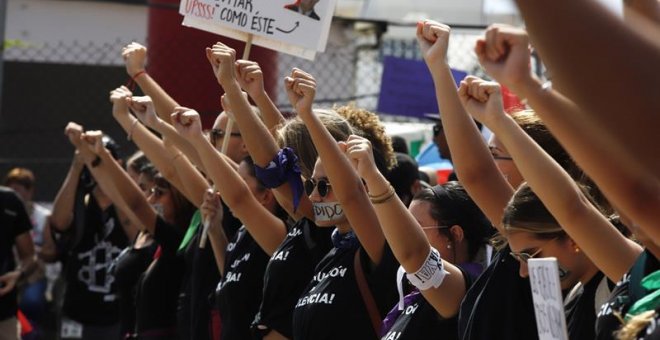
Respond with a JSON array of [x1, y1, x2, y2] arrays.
[[210, 128, 241, 146], [304, 178, 332, 198], [509, 237, 558, 263], [433, 124, 443, 137], [150, 187, 169, 199], [489, 146, 513, 161], [421, 225, 450, 230]]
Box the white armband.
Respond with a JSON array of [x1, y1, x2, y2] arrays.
[[406, 247, 449, 290]]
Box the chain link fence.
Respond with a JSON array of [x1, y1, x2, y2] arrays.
[[1, 15, 495, 200]]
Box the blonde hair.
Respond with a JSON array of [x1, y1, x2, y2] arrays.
[[616, 310, 656, 340], [276, 109, 354, 178]]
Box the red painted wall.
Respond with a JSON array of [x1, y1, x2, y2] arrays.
[[147, 0, 278, 127]]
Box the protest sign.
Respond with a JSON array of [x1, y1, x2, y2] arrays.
[[180, 0, 337, 59], [528, 258, 569, 340]]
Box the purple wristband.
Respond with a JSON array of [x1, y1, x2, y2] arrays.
[[254, 147, 304, 212]]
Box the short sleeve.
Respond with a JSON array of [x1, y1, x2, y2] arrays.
[[3, 189, 32, 238]]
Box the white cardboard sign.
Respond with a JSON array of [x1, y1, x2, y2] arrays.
[[179, 0, 337, 60], [528, 258, 569, 340]]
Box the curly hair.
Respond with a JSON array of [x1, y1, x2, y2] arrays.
[[334, 104, 396, 172], [276, 105, 395, 179]]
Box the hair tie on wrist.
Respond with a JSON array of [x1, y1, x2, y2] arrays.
[[132, 70, 147, 80], [126, 70, 147, 91]]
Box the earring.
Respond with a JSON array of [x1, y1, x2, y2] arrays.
[[447, 244, 452, 249], [574, 247, 580, 253]]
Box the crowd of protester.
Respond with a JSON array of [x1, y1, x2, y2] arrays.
[[1, 0, 658, 339]]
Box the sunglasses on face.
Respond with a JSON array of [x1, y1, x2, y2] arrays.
[[210, 128, 242, 145], [304, 178, 332, 197], [150, 187, 169, 199], [421, 225, 450, 230], [433, 124, 444, 137], [509, 237, 558, 263]]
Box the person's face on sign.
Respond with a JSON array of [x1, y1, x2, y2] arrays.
[[300, 0, 320, 11]]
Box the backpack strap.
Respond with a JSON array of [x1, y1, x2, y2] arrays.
[[354, 248, 382, 336]]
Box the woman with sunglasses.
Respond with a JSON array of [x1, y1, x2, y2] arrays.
[[205, 42, 397, 340], [457, 72, 646, 339], [471, 24, 659, 340], [345, 133, 493, 339], [416, 20, 634, 339], [267, 68, 401, 340], [170, 105, 292, 340]]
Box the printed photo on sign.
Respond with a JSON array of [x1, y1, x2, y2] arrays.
[[179, 0, 337, 59], [284, 0, 321, 21]]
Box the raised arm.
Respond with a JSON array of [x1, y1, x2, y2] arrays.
[[171, 108, 287, 255], [460, 77, 642, 282], [288, 68, 386, 264], [513, 0, 660, 179], [477, 24, 660, 250], [60, 123, 140, 240], [77, 130, 158, 235], [624, 0, 660, 23], [122, 43, 207, 168], [129, 95, 206, 171], [235, 60, 286, 131], [346, 135, 467, 318], [419, 20, 512, 230], [109, 87, 189, 199], [127, 95, 209, 208], [200, 189, 229, 275], [122, 43, 178, 123], [50, 145, 85, 232], [206, 43, 314, 221]]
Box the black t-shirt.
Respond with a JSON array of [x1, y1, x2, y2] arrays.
[[458, 246, 538, 340], [596, 250, 659, 339], [565, 271, 612, 340], [112, 235, 158, 335], [62, 194, 128, 326], [253, 218, 333, 338], [177, 204, 242, 340], [381, 265, 479, 340], [215, 226, 270, 340], [0, 187, 32, 321], [292, 243, 399, 340], [135, 217, 185, 335]]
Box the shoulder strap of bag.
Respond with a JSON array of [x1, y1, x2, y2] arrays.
[[354, 248, 382, 336]]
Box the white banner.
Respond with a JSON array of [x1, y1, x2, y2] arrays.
[[528, 258, 569, 340], [179, 0, 337, 60]]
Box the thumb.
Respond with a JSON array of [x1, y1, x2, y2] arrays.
[[337, 141, 348, 153]]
